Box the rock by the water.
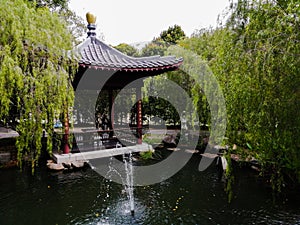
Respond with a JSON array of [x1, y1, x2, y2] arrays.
[[167, 147, 180, 151], [201, 153, 218, 159], [71, 161, 86, 168], [62, 162, 72, 169], [163, 134, 177, 147], [47, 162, 64, 171], [185, 149, 199, 154]]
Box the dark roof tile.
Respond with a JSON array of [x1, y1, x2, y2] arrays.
[[74, 37, 183, 71]]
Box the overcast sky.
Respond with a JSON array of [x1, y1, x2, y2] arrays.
[[69, 0, 234, 46]]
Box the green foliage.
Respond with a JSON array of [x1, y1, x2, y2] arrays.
[[0, 0, 77, 169], [166, 46, 212, 128], [59, 7, 86, 43], [224, 153, 234, 203], [140, 25, 199, 127], [143, 134, 163, 145], [221, 0, 300, 188], [117, 1, 299, 190], [141, 39, 167, 57], [140, 150, 154, 160], [177, 0, 299, 188], [27, 0, 86, 43], [142, 76, 184, 126], [114, 43, 139, 57], [28, 0, 69, 10], [160, 24, 186, 44], [141, 25, 186, 56]]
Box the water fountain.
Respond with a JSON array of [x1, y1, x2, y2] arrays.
[[123, 151, 135, 216], [114, 142, 135, 216]]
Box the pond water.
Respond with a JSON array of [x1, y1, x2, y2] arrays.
[[0, 154, 299, 225]]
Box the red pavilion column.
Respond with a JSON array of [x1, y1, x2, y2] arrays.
[[136, 87, 142, 144], [109, 90, 114, 130], [63, 110, 70, 154]]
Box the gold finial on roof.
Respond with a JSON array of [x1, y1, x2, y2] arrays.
[[86, 12, 96, 24]]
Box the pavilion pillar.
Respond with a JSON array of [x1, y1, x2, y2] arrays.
[[136, 87, 142, 144], [109, 90, 114, 136], [63, 110, 70, 154]]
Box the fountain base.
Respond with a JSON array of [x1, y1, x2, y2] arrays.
[[131, 210, 135, 217]]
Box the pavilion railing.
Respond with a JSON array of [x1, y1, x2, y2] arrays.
[[53, 127, 149, 153]]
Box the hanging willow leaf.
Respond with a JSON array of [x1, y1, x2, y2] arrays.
[[178, 0, 300, 188], [0, 0, 78, 170]]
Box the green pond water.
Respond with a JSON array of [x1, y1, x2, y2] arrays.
[[0, 154, 299, 225]]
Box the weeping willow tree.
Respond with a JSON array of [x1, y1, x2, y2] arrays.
[[178, 0, 299, 190], [219, 0, 300, 190], [0, 0, 77, 169]]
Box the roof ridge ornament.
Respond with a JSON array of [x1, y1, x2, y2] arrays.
[[86, 12, 96, 38]]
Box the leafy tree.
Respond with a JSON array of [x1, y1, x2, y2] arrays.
[[28, 0, 69, 10], [160, 24, 186, 44], [27, 0, 86, 43], [114, 43, 139, 57], [141, 25, 186, 56], [141, 38, 167, 57], [0, 0, 77, 169], [141, 25, 189, 126], [213, 0, 299, 188], [59, 7, 86, 43], [175, 0, 299, 189], [142, 76, 182, 126]]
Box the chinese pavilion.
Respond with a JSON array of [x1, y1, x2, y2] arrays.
[[59, 13, 183, 160]]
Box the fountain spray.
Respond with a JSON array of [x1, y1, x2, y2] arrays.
[[123, 150, 135, 216]]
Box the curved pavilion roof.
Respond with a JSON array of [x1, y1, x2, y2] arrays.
[[74, 36, 183, 72], [72, 15, 183, 90]]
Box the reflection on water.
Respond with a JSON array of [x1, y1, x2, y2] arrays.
[[0, 155, 299, 225]]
